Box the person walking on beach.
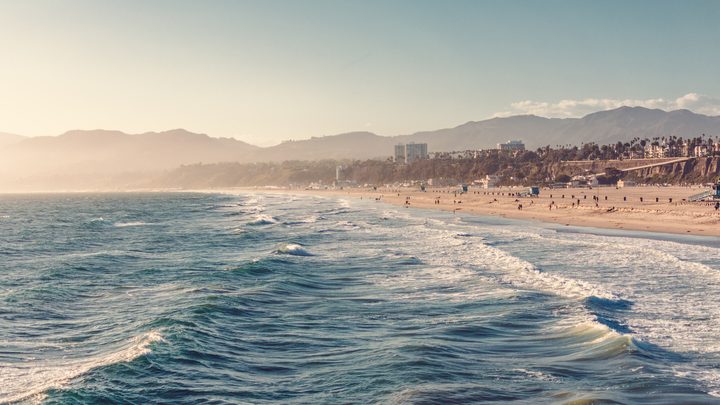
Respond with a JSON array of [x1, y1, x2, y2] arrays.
[[715, 201, 719, 211]]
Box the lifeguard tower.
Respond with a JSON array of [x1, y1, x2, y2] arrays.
[[517, 186, 540, 198], [688, 178, 720, 201]]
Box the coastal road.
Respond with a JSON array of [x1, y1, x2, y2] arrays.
[[596, 157, 694, 176]]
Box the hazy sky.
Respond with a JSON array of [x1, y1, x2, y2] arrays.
[[1, 0, 719, 145]]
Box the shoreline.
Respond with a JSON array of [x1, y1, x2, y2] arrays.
[[218, 186, 720, 238], [1, 186, 718, 237]]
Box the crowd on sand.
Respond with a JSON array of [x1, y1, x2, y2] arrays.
[[327, 185, 720, 237]]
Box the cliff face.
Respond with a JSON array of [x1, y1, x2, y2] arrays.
[[151, 156, 720, 190], [547, 158, 679, 179], [626, 157, 720, 183]]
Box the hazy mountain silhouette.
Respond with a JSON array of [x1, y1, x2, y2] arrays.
[[253, 107, 720, 160], [0, 129, 259, 190], [3, 128, 258, 170], [2, 107, 720, 190], [0, 132, 25, 147], [555, 107, 720, 145], [259, 132, 397, 161]]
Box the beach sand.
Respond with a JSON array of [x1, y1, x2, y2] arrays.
[[236, 185, 720, 237]]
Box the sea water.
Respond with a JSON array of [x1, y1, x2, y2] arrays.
[[1, 192, 719, 404]]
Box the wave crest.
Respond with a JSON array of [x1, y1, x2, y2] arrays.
[[113, 221, 147, 228], [275, 243, 313, 256], [0, 331, 165, 403], [247, 215, 277, 225]]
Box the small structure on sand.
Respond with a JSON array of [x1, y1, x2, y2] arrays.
[[617, 179, 636, 188], [688, 178, 720, 202]]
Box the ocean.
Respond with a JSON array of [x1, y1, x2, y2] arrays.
[[1, 192, 719, 404]]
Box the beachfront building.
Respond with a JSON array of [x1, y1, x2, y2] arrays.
[[694, 144, 710, 157], [406, 143, 428, 163], [394, 143, 428, 164], [335, 165, 343, 181], [617, 179, 636, 188], [395, 143, 409, 163], [427, 177, 460, 187], [644, 143, 665, 158], [497, 140, 525, 152], [394, 144, 406, 163], [480, 174, 500, 189]]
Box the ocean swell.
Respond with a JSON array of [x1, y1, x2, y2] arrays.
[[0, 331, 165, 403]]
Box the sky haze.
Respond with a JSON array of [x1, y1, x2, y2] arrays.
[[1, 0, 719, 144]]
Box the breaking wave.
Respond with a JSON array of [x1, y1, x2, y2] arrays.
[[113, 221, 148, 228], [247, 214, 277, 225], [0, 331, 164, 404], [275, 243, 313, 256]]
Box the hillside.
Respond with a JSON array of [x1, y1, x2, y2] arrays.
[[0, 129, 259, 190], [249, 107, 720, 161], [258, 132, 396, 161], [0, 132, 25, 148], [152, 155, 720, 189], [2, 106, 720, 191]]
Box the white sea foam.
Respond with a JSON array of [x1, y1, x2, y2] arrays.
[[392, 224, 619, 302], [513, 368, 562, 383], [379, 209, 418, 221], [62, 249, 125, 259], [460, 221, 720, 395], [238, 194, 720, 396], [241, 197, 261, 206], [247, 214, 277, 225], [113, 221, 147, 228], [0, 331, 165, 403], [468, 241, 618, 301], [370, 266, 516, 302], [300, 215, 319, 223], [276, 243, 313, 256], [285, 215, 320, 225]]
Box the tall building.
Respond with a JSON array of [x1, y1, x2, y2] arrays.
[[405, 143, 428, 163], [394, 144, 406, 163], [394, 143, 428, 163], [497, 140, 525, 152]]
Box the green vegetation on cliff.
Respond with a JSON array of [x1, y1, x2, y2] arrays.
[[155, 153, 720, 188]]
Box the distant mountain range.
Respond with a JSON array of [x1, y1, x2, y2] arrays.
[[0, 129, 259, 190], [2, 106, 720, 190], [0, 132, 26, 147], [390, 106, 720, 152]]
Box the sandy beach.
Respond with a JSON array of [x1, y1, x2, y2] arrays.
[[238, 185, 720, 237]]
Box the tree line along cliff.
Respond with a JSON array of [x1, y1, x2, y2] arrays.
[[154, 153, 720, 189]]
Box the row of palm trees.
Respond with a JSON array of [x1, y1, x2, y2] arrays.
[[535, 134, 719, 161]]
